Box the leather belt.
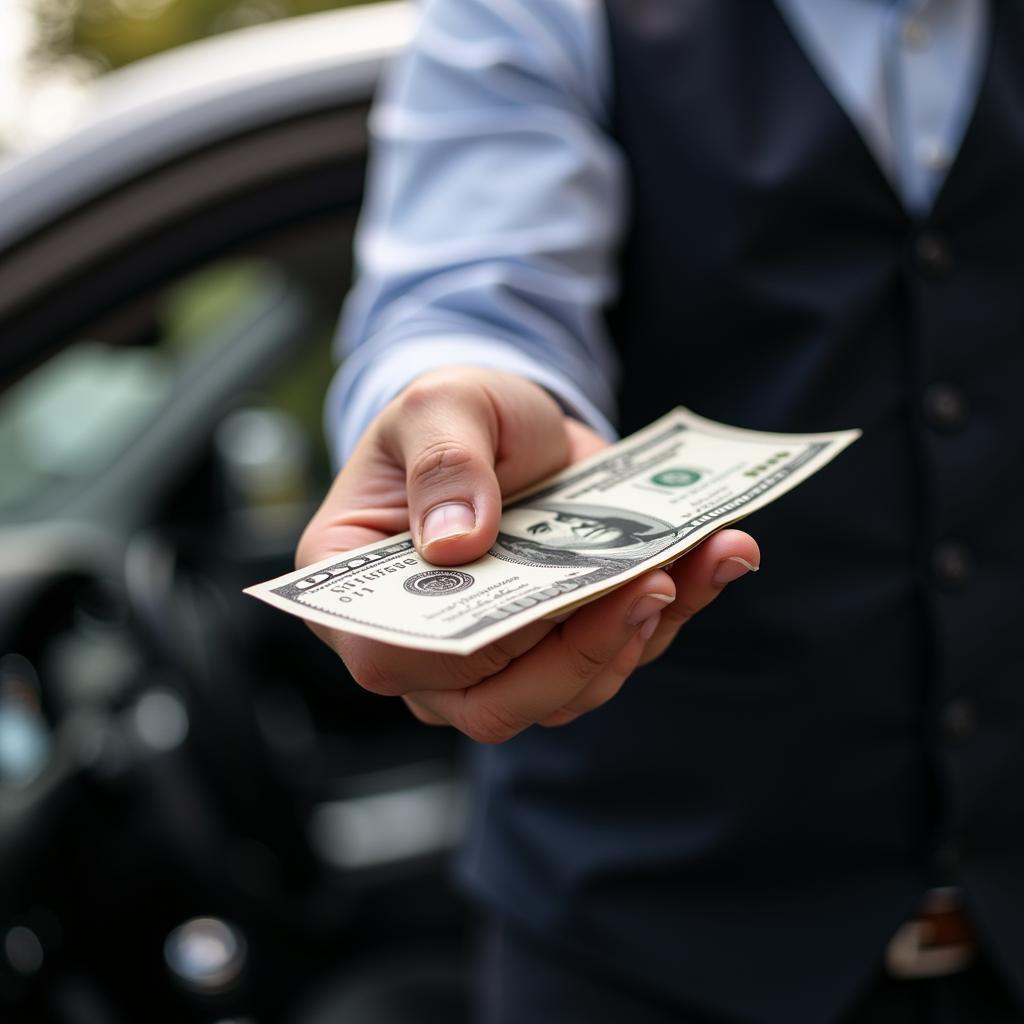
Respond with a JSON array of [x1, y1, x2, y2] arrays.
[[885, 887, 976, 979]]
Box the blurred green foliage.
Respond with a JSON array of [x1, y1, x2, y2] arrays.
[[30, 0, 379, 75]]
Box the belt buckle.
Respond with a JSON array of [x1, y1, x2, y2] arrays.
[[885, 887, 975, 979]]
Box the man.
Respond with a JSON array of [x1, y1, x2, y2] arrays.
[[298, 1, 1024, 1020]]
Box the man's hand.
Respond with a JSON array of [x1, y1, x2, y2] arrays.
[[296, 367, 759, 742]]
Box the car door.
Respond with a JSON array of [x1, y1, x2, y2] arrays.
[[0, 11, 469, 1023]]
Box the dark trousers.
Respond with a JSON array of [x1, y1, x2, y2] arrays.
[[476, 918, 1024, 1024]]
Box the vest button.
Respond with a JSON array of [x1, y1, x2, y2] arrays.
[[931, 541, 973, 591], [942, 697, 977, 745], [934, 839, 963, 879], [914, 232, 954, 276], [922, 383, 968, 432]]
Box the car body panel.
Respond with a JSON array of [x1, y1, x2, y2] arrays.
[[0, 2, 413, 250]]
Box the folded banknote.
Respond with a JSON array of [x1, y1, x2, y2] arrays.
[[245, 408, 859, 655]]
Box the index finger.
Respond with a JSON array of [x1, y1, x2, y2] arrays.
[[409, 568, 675, 743], [312, 616, 557, 697]]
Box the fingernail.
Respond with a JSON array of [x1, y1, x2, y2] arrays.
[[422, 502, 476, 547], [627, 592, 674, 626], [553, 612, 573, 624], [712, 556, 760, 585], [639, 612, 662, 642]]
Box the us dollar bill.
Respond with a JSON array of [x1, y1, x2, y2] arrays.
[[245, 408, 859, 655]]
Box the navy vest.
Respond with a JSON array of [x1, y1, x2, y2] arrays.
[[458, 4, 1024, 1021]]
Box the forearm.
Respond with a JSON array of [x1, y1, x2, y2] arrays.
[[328, 0, 626, 464]]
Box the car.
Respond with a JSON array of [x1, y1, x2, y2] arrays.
[[0, 5, 474, 1022]]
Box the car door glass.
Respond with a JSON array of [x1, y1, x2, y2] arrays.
[[0, 259, 308, 519]]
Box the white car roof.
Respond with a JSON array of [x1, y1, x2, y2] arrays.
[[79, 2, 415, 129], [0, 2, 413, 249]]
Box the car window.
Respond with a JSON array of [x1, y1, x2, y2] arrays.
[[0, 258, 333, 521], [0, 342, 172, 512]]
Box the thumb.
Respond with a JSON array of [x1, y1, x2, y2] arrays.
[[384, 376, 504, 566]]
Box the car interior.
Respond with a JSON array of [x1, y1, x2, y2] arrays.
[[0, 84, 473, 1024]]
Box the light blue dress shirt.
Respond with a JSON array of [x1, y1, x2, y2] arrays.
[[328, 0, 989, 463]]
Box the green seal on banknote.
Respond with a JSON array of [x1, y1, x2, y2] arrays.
[[650, 468, 702, 487]]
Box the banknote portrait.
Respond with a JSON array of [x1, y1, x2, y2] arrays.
[[492, 502, 683, 568]]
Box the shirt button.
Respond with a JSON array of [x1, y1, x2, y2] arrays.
[[902, 18, 929, 50], [942, 697, 977, 745], [916, 139, 952, 174], [931, 541, 973, 591], [914, 232, 955, 277], [922, 383, 969, 433]]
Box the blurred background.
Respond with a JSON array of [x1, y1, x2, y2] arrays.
[[0, 2, 477, 1023], [1, 0, 377, 152]]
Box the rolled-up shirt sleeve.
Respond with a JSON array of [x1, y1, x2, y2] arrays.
[[327, 0, 627, 464]]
